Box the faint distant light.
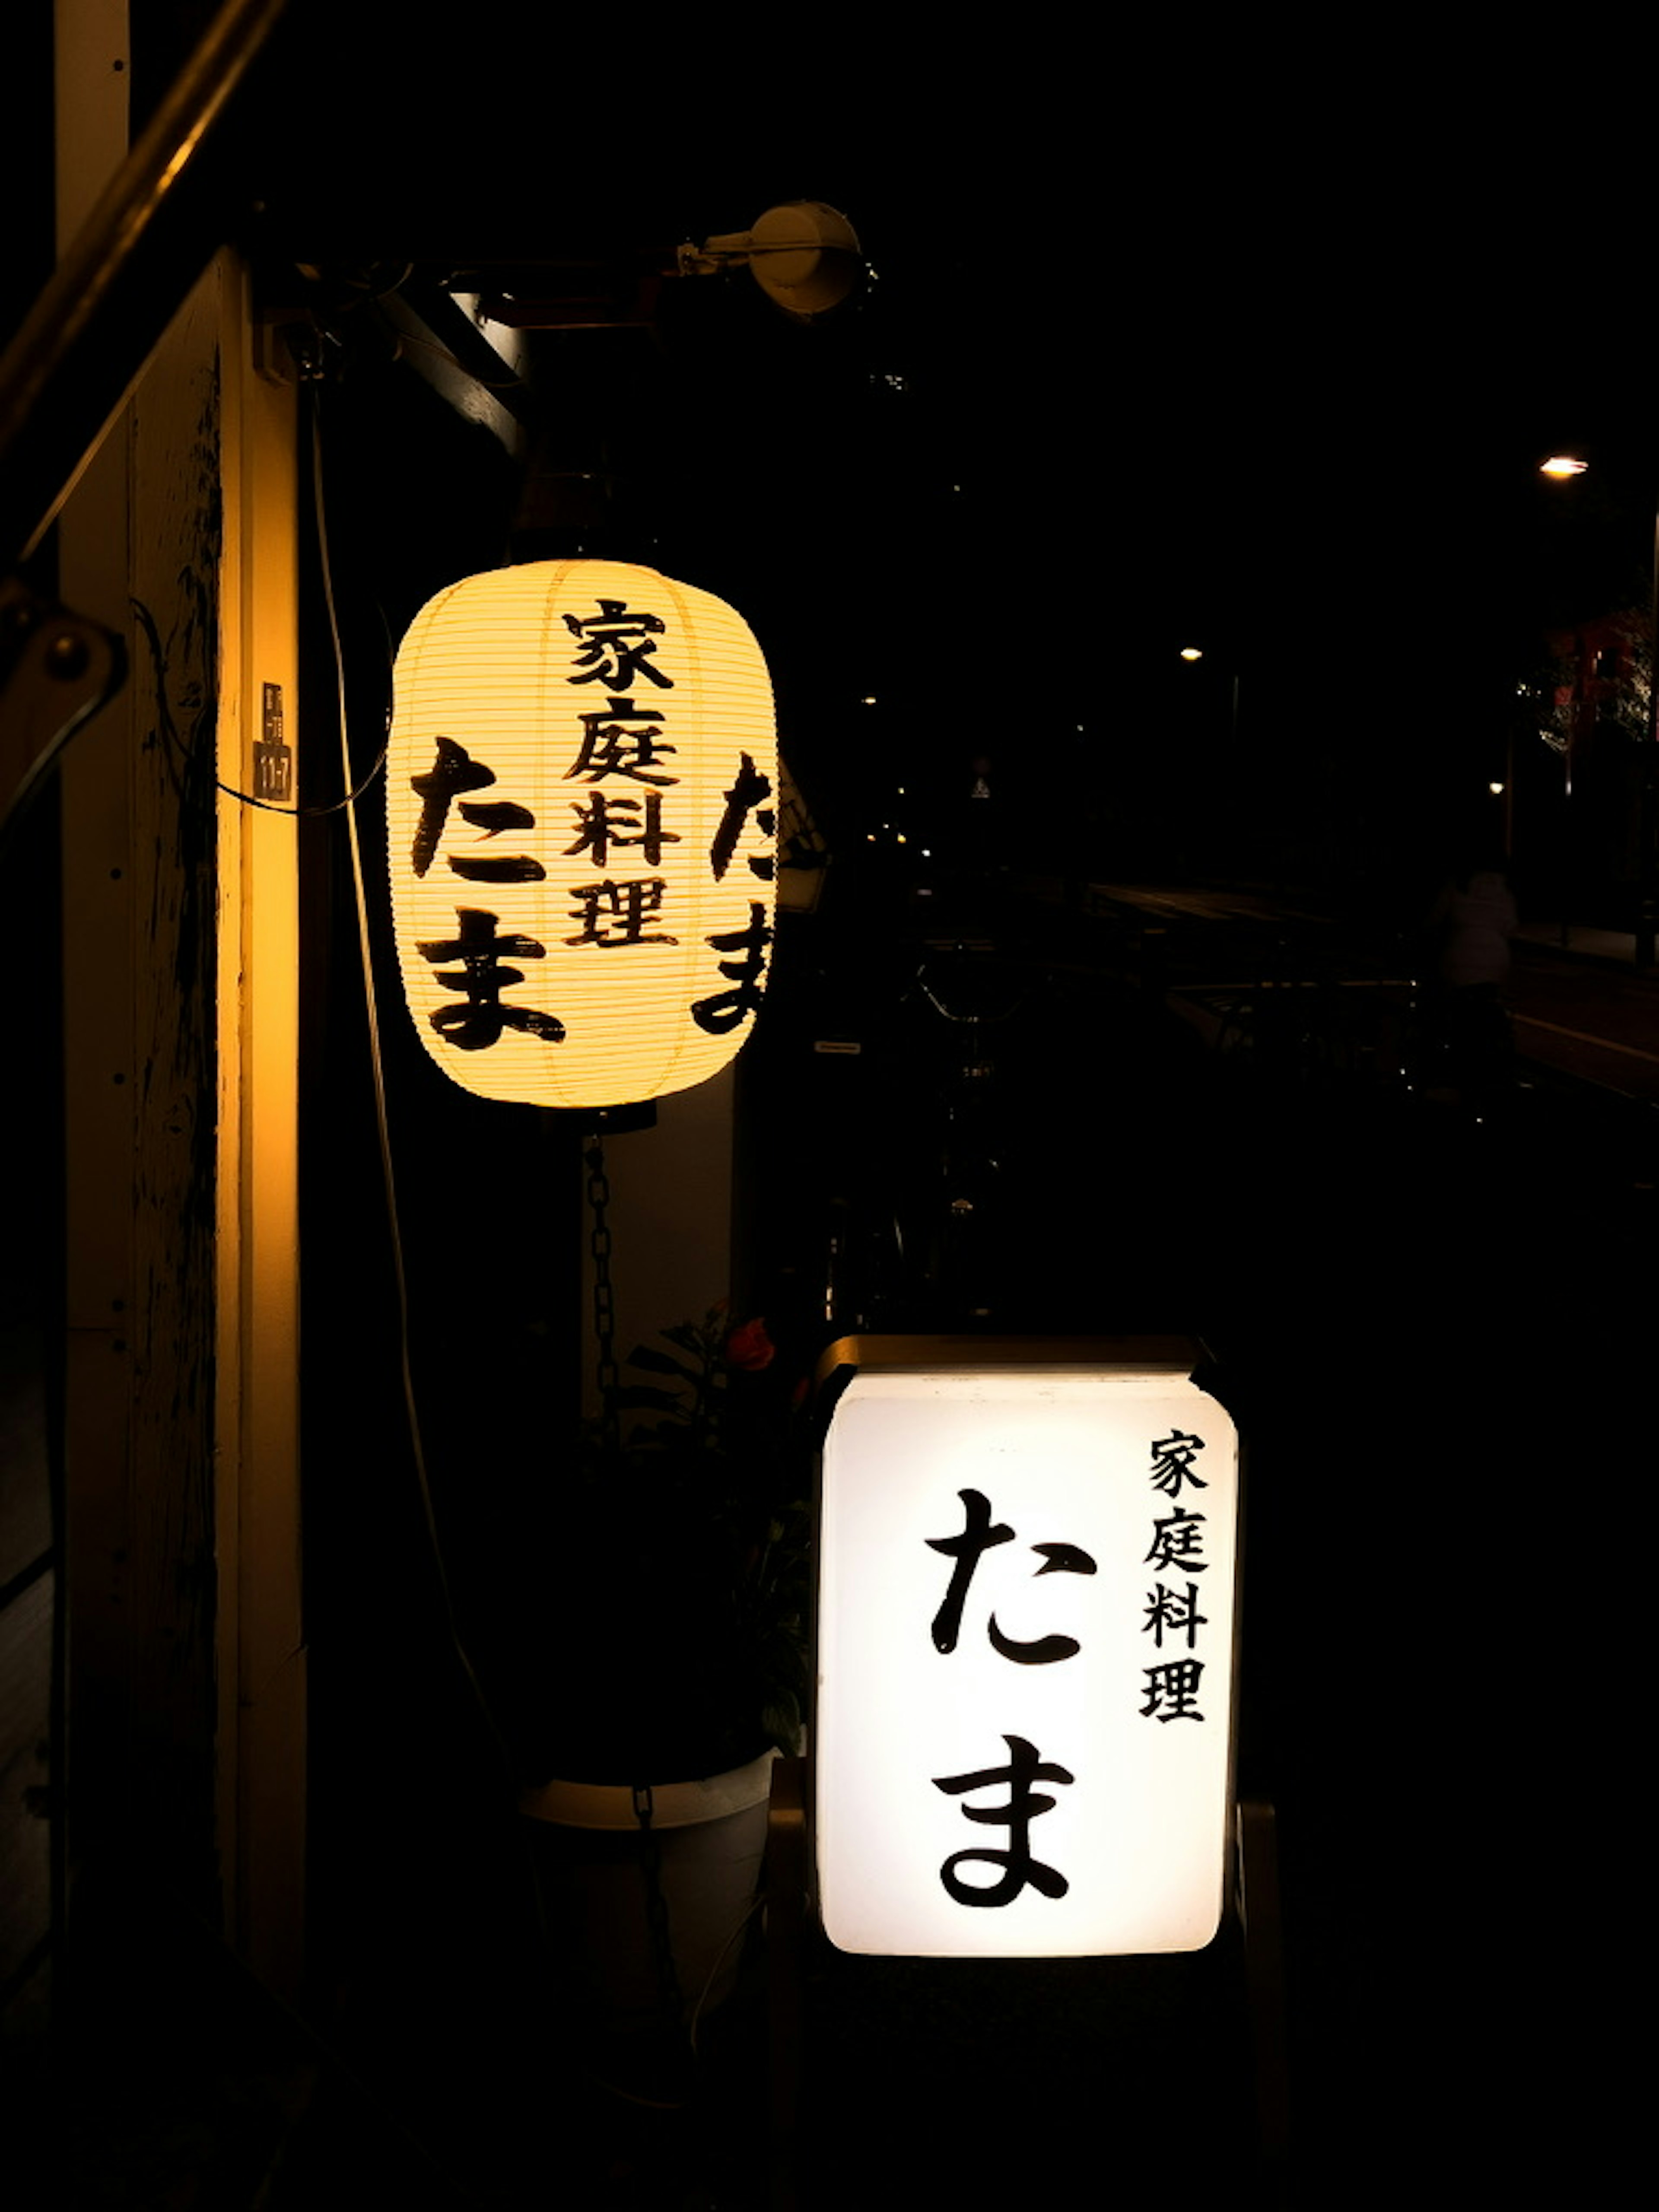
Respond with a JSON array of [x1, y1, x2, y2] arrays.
[[896, 833, 908, 844], [862, 696, 878, 706], [1540, 455, 1588, 478], [1179, 646, 1203, 661], [883, 373, 907, 391], [1488, 780, 1505, 795]]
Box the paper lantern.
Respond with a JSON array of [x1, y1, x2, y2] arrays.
[[388, 559, 777, 1107], [815, 1344, 1239, 1958]]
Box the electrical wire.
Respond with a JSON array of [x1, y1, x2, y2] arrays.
[[311, 372, 798, 2073], [128, 593, 387, 815], [687, 1889, 766, 2060], [308, 380, 520, 1799]]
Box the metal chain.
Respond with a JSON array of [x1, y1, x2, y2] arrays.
[[632, 1784, 687, 2031], [584, 1136, 620, 1456], [588, 1150, 686, 2038]]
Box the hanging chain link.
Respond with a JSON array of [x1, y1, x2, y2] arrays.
[[588, 1143, 686, 2040], [585, 1136, 621, 1457]]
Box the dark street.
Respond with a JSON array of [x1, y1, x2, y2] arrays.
[[21, 859, 1649, 2207], [3, 14, 1651, 2209]]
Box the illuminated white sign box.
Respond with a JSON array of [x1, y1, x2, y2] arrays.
[[817, 1361, 1238, 1958]]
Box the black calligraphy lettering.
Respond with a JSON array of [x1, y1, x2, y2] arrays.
[[1032, 1542, 1097, 1577], [1149, 1430, 1208, 1497], [564, 790, 679, 869], [986, 1540, 1098, 1664], [457, 800, 536, 839], [410, 737, 496, 877], [709, 753, 775, 883], [1145, 1504, 1208, 1575], [690, 903, 772, 1035], [985, 1615, 1081, 1667], [564, 699, 678, 786], [1141, 1658, 1205, 1723], [416, 908, 565, 1050], [1142, 1581, 1208, 1651], [563, 600, 672, 690], [565, 878, 677, 948], [925, 1488, 1015, 1653], [447, 852, 546, 884], [932, 1735, 1074, 1907]]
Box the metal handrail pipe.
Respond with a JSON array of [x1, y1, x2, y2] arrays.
[[0, 0, 292, 569]]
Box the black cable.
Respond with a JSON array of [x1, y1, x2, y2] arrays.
[[128, 593, 386, 816], [308, 379, 527, 1807]]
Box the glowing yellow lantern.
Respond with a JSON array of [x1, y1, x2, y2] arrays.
[[815, 1340, 1239, 1958], [388, 558, 777, 1107]]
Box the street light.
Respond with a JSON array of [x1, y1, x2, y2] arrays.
[[1539, 452, 1659, 967]]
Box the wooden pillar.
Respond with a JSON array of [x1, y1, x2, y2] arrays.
[[52, 0, 305, 1997]]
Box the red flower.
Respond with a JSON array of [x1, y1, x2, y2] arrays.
[[725, 1316, 775, 1372]]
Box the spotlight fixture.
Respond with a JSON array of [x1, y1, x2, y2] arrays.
[[678, 202, 863, 321]]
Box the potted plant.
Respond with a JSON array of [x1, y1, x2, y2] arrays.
[[499, 1305, 811, 2047]]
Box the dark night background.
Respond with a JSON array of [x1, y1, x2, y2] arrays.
[[4, 11, 1648, 2204], [286, 55, 1650, 2199]]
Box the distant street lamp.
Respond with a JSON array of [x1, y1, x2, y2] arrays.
[[1539, 453, 1659, 967]]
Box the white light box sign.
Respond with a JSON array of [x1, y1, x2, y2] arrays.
[[816, 1363, 1238, 1957]]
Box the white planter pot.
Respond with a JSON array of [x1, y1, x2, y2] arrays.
[[520, 1748, 776, 2040]]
